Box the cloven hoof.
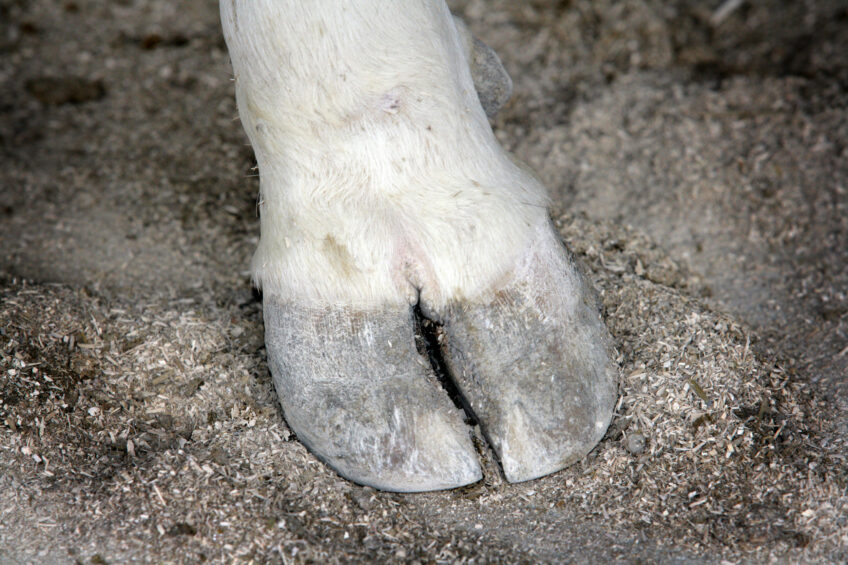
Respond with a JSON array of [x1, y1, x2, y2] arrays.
[[263, 221, 617, 492]]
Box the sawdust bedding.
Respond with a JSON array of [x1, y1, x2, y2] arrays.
[[1, 214, 845, 563], [2, 0, 847, 563]]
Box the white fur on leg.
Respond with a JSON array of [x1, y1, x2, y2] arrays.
[[220, 0, 547, 309]]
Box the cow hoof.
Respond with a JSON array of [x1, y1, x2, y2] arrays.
[[263, 220, 616, 489], [438, 222, 618, 483], [263, 300, 482, 492]]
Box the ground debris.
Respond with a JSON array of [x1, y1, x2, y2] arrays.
[[1, 0, 847, 562]]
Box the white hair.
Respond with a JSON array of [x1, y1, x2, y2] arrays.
[[220, 0, 548, 312]]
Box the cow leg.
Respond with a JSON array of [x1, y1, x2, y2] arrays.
[[221, 0, 616, 491]]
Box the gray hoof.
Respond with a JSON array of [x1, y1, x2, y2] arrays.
[[263, 299, 482, 492], [453, 15, 513, 118], [439, 226, 618, 483]]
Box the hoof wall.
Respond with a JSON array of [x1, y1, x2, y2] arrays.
[[264, 301, 482, 492], [439, 224, 618, 483]]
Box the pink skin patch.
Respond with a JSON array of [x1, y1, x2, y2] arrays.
[[379, 90, 402, 115], [390, 232, 440, 307]]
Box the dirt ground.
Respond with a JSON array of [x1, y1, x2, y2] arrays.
[[1, 0, 846, 563]]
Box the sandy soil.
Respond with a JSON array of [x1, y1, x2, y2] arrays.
[[1, 0, 846, 563]]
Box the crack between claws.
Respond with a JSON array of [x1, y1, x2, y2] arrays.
[[412, 305, 507, 480], [412, 304, 478, 427]]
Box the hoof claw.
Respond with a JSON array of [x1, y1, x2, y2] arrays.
[[440, 224, 618, 482], [264, 301, 481, 492]]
